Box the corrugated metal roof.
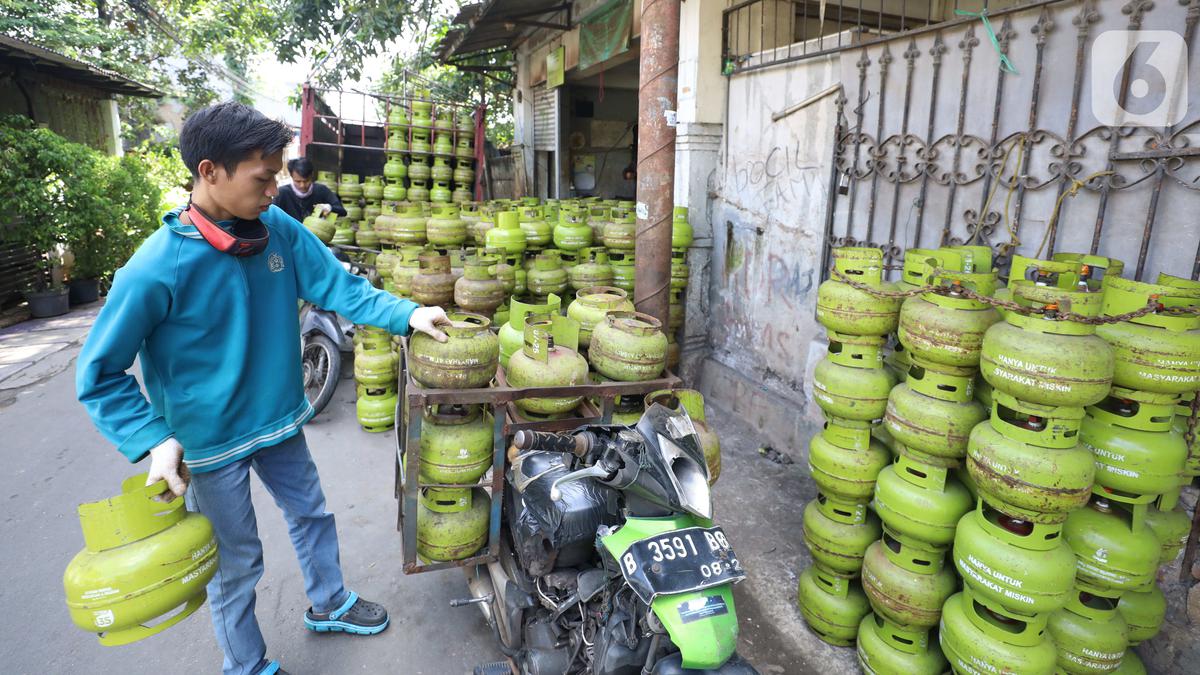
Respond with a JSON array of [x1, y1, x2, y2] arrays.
[[0, 34, 162, 97], [439, 0, 570, 60]]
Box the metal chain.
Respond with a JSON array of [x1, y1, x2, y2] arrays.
[[1186, 394, 1198, 451], [830, 268, 1200, 325]]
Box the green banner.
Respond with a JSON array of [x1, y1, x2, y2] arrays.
[[547, 45, 565, 88], [578, 0, 633, 71]]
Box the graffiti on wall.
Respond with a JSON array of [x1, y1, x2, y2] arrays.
[[730, 140, 825, 217]]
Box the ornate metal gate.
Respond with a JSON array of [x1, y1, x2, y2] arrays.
[[817, 0, 1200, 281]]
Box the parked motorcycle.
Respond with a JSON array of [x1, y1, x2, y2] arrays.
[[462, 403, 757, 675]]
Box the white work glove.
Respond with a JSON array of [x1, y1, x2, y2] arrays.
[[316, 203, 333, 216], [145, 437, 190, 502], [409, 306, 450, 342]]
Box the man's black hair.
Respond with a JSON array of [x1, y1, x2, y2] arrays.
[[179, 101, 293, 178], [287, 157, 316, 179]]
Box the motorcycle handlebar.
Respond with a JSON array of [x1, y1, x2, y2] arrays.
[[512, 430, 588, 456]]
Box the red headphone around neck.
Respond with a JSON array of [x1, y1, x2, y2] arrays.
[[185, 200, 270, 257]]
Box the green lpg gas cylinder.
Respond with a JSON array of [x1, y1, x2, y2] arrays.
[[802, 495, 881, 577], [644, 388, 723, 484], [1095, 276, 1200, 395], [1082, 389, 1187, 506], [527, 252, 568, 297], [1117, 582, 1166, 645], [813, 333, 895, 422], [331, 220, 355, 246], [884, 361, 986, 466], [518, 206, 552, 247], [384, 156, 407, 181], [953, 502, 1077, 616], [554, 206, 593, 251], [797, 566, 871, 647], [362, 175, 384, 201], [602, 209, 635, 251], [409, 312, 499, 389], [586, 205, 611, 243], [898, 270, 1001, 368], [857, 615, 949, 675], [967, 394, 1094, 523], [668, 288, 685, 332], [472, 208, 495, 246], [338, 173, 362, 199], [391, 247, 424, 298], [1051, 253, 1125, 291], [873, 455, 973, 550], [454, 256, 505, 316], [809, 420, 892, 504], [980, 282, 1114, 406], [416, 487, 489, 562], [410, 253, 456, 307], [1144, 502, 1190, 564], [670, 248, 689, 290], [383, 181, 406, 202], [303, 212, 337, 243], [589, 311, 668, 382], [394, 203, 428, 245], [427, 204, 467, 246], [355, 219, 380, 249], [353, 345, 397, 388], [356, 385, 397, 432], [569, 247, 614, 290], [939, 589, 1057, 675], [507, 318, 589, 415], [672, 206, 694, 249], [487, 210, 528, 256], [817, 247, 903, 336], [64, 475, 218, 646], [862, 538, 956, 630], [609, 251, 635, 293], [431, 156, 452, 182], [430, 180, 452, 204], [567, 286, 633, 348], [499, 294, 561, 368], [1064, 498, 1159, 595], [1048, 589, 1129, 675], [418, 404, 493, 485]]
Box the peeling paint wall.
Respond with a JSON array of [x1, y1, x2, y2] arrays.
[[700, 54, 841, 451]]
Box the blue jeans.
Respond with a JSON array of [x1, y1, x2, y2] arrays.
[[186, 430, 348, 675]]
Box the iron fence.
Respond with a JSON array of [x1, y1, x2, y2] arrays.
[[722, 0, 1051, 75]]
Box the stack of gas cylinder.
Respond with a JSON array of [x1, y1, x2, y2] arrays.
[[407, 311, 500, 562], [798, 247, 899, 647], [353, 325, 399, 432], [949, 254, 1107, 674], [799, 246, 1199, 675]]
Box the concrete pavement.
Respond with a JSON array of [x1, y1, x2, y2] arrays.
[[0, 305, 838, 674]]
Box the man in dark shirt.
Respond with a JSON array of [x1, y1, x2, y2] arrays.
[[273, 157, 348, 221]]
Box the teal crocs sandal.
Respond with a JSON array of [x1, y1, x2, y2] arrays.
[[258, 661, 290, 675], [304, 591, 390, 635]]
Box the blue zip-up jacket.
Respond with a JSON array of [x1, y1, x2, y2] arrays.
[[76, 204, 418, 473]]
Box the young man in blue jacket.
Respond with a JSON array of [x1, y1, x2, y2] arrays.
[[76, 102, 449, 675]]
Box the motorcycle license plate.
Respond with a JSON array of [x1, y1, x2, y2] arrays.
[[617, 527, 745, 604]]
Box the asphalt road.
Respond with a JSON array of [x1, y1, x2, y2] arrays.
[[0, 317, 827, 674]]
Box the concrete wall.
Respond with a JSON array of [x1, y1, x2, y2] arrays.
[[697, 53, 841, 451]]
